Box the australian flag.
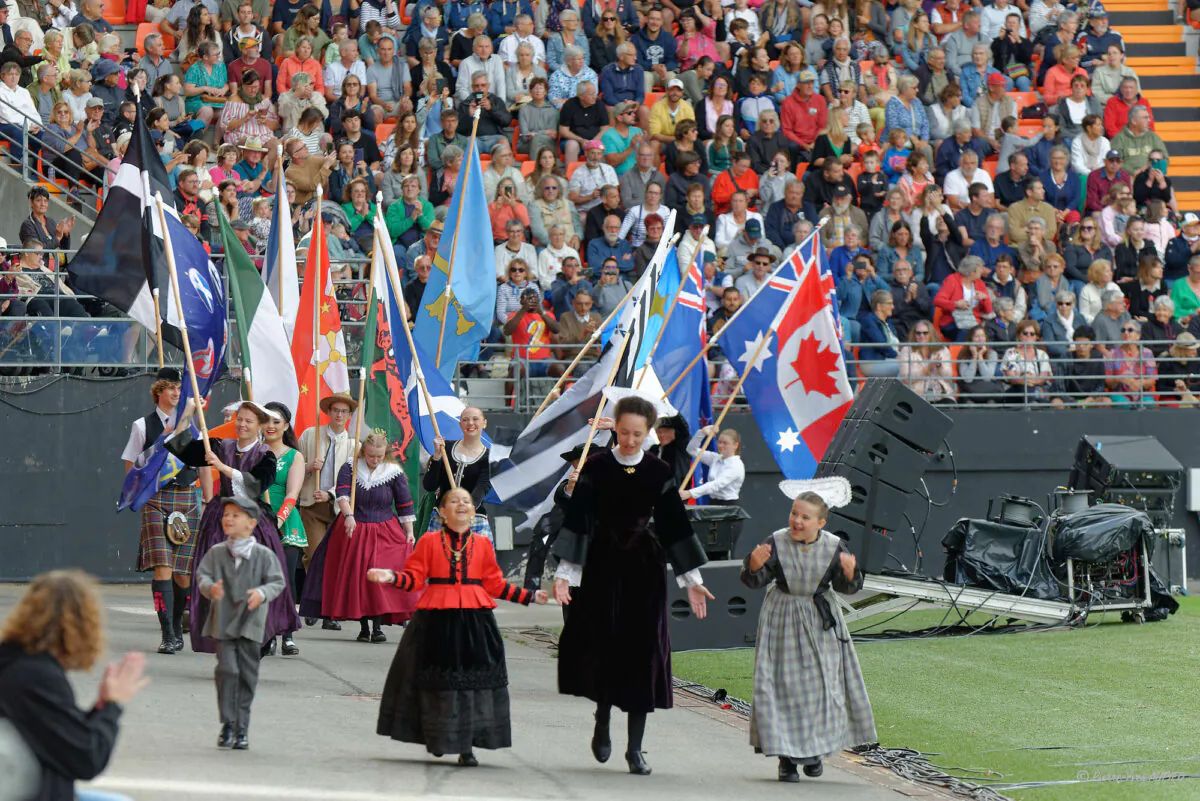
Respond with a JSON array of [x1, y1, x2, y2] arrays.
[[117, 216, 228, 511], [720, 232, 852, 478]]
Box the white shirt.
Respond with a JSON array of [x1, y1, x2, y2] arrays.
[[553, 448, 704, 588], [536, 244, 581, 289], [323, 60, 368, 99], [497, 32, 546, 67], [0, 82, 41, 128], [714, 211, 763, 250], [567, 162, 618, 213], [121, 407, 177, 464], [685, 433, 745, 501], [942, 166, 994, 206], [455, 54, 508, 103], [494, 241, 540, 282]]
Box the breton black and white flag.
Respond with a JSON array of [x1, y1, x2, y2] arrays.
[[65, 106, 182, 346]]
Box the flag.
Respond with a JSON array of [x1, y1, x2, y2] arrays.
[[656, 247, 711, 433], [413, 134, 496, 378], [362, 233, 420, 490], [726, 233, 853, 479], [217, 205, 298, 411], [373, 217, 485, 455], [118, 215, 227, 511], [609, 210, 677, 388], [263, 166, 300, 338], [633, 245, 682, 368], [66, 108, 180, 345], [290, 209, 350, 436]]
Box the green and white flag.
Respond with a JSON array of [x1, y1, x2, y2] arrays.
[[217, 205, 299, 411]]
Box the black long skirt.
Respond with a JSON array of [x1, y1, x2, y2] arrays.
[[376, 608, 513, 755]]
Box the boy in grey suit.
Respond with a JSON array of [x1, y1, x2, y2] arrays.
[[196, 496, 286, 750]]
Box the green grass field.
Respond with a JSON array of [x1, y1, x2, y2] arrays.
[[672, 597, 1200, 801]]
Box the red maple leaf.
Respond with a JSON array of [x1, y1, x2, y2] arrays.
[[784, 335, 841, 398]]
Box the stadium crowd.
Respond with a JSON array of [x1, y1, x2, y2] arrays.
[[0, 0, 1198, 403]]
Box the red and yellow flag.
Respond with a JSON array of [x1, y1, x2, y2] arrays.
[[290, 212, 350, 435]]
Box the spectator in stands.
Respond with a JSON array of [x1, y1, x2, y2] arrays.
[[1041, 44, 1084, 107], [887, 260, 932, 339], [998, 318, 1053, 399], [587, 257, 629, 318], [914, 46, 952, 108], [1028, 251, 1078, 321], [617, 141, 664, 204], [324, 39, 366, 102], [1092, 44, 1138, 107], [493, 217, 538, 280], [1104, 318, 1156, 405], [385, 173, 433, 251], [224, 4, 271, 63], [989, 147, 1024, 211], [459, 72, 511, 155], [1172, 254, 1200, 324], [943, 10, 989, 75], [587, 8, 625, 72], [1016, 217, 1056, 284], [559, 80, 608, 163], [1133, 153, 1176, 215], [341, 175, 378, 250], [331, 75, 378, 138], [1050, 326, 1113, 405], [531, 176, 581, 251], [284, 137, 335, 206], [1086, 149, 1131, 218], [835, 254, 885, 338], [494, 258, 536, 325], [403, 6, 447, 65], [733, 247, 774, 301], [549, 253, 589, 316], [70, 0, 110, 32], [694, 74, 731, 140], [88, 59, 122, 128], [1041, 145, 1080, 218], [454, 35, 506, 103], [1103, 77, 1153, 141], [988, 251, 1027, 321], [646, 77, 694, 149], [228, 39, 273, 100], [726, 219, 778, 278], [1113, 216, 1156, 282], [1005, 178, 1055, 246], [1079, 258, 1120, 323], [547, 9, 590, 71], [399, 218, 443, 282], [883, 75, 931, 163], [764, 178, 805, 251], [568, 138, 617, 213], [630, 7, 675, 93], [423, 106, 463, 170], [277, 72, 327, 132], [220, 71, 277, 147], [1040, 285, 1081, 357], [899, 320, 957, 402], [553, 285, 601, 362], [957, 325, 1005, 401], [1143, 295, 1181, 355], [1110, 106, 1167, 176], [779, 68, 825, 164], [711, 151, 760, 216], [2, 28, 38, 88], [829, 221, 869, 272], [1123, 254, 1167, 321], [739, 108, 784, 172], [958, 44, 1005, 110], [990, 13, 1034, 89], [675, 210, 712, 269], [1078, 9, 1122, 72], [973, 74, 1013, 149], [547, 45, 595, 108], [1036, 11, 1079, 85], [1051, 76, 1100, 142], [503, 285, 562, 378], [78, 95, 114, 191], [714, 189, 760, 250], [1071, 113, 1109, 177], [819, 185, 870, 251], [856, 289, 901, 377], [661, 117, 706, 176], [583, 182, 623, 241], [631, 212, 665, 276], [941, 144, 992, 211], [935, 255, 993, 340], [1165, 213, 1200, 282], [618, 181, 666, 248], [818, 37, 862, 105], [172, 168, 212, 241], [926, 85, 971, 150], [587, 213, 634, 274], [27, 64, 62, 129], [897, 11, 933, 74], [1143, 200, 1177, 259], [953, 181, 995, 248], [874, 218, 922, 280]]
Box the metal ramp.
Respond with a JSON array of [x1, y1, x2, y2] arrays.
[[841, 574, 1080, 627]]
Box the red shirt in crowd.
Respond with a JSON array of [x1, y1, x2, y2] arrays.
[[507, 308, 556, 360], [780, 89, 828, 151]]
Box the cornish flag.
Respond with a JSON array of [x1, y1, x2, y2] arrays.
[[65, 104, 182, 345], [721, 232, 853, 478]]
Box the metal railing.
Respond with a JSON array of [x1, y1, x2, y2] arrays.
[[0, 100, 103, 220]]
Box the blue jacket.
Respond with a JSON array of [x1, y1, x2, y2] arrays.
[[934, 136, 988, 185], [764, 200, 805, 251], [958, 65, 1009, 108], [858, 314, 899, 360], [447, 0, 485, 30], [1041, 168, 1082, 213], [586, 238, 635, 274], [486, 0, 533, 38], [969, 239, 1015, 271], [630, 27, 677, 71], [837, 274, 888, 322], [580, 0, 637, 37], [598, 62, 643, 105]]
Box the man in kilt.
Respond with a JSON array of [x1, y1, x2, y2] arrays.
[[122, 367, 206, 655]]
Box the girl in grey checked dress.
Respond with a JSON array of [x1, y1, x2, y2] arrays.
[[740, 480, 877, 782]]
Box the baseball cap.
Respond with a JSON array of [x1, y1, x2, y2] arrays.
[[1105, 149, 1122, 160], [238, 36, 261, 49], [798, 68, 817, 83], [148, 129, 164, 143], [986, 72, 1006, 87], [1091, 7, 1108, 17], [85, 97, 106, 108], [667, 78, 684, 90], [614, 100, 639, 116], [703, 250, 716, 263], [745, 219, 763, 237], [1183, 212, 1200, 227], [222, 495, 260, 521], [833, 186, 852, 198], [689, 213, 707, 227], [584, 139, 605, 151]]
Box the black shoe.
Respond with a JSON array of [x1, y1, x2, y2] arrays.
[[217, 724, 235, 748], [233, 731, 249, 750], [778, 757, 800, 783], [182, 607, 191, 633], [803, 759, 823, 778], [371, 629, 387, 643], [157, 638, 176, 655], [322, 619, 342, 631], [625, 750, 652, 776], [172, 633, 185, 652], [304, 616, 318, 626], [281, 635, 299, 655], [260, 638, 277, 658], [591, 731, 612, 763], [357, 628, 371, 642], [458, 752, 478, 767]]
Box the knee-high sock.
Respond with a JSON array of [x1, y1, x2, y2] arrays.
[[172, 582, 189, 638], [151, 579, 174, 640], [627, 711, 647, 754], [595, 703, 611, 739]]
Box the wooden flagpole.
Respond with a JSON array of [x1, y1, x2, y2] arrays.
[[152, 193, 211, 458], [434, 107, 482, 370], [373, 221, 457, 489], [275, 143, 284, 310], [527, 278, 640, 423], [679, 326, 774, 489], [634, 228, 705, 391], [348, 329, 370, 510], [313, 185, 325, 471], [151, 288, 164, 369]]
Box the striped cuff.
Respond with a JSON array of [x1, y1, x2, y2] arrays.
[[392, 571, 414, 591], [498, 583, 532, 605]]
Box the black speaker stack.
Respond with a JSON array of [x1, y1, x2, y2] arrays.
[[666, 561, 765, 651], [815, 379, 954, 574], [1068, 435, 1184, 530]]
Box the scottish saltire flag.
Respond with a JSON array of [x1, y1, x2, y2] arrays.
[[263, 165, 299, 338], [656, 249, 711, 433], [414, 121, 496, 379], [118, 216, 228, 511], [66, 107, 180, 345], [373, 223, 488, 454], [727, 232, 852, 479]]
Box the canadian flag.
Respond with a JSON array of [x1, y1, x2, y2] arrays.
[[290, 212, 350, 436]]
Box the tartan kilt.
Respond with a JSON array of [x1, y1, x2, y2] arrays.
[[425, 509, 493, 544], [137, 484, 203, 574]]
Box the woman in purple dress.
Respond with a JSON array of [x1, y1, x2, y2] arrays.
[[167, 401, 302, 654], [301, 433, 419, 643]]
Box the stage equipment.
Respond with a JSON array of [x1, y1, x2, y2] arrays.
[[1068, 435, 1184, 530], [666, 561, 763, 651], [687, 506, 750, 561]]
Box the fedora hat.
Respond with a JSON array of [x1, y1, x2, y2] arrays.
[[319, 392, 359, 414], [238, 136, 268, 153]]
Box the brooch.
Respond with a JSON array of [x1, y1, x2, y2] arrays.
[[624, 466, 636, 475]]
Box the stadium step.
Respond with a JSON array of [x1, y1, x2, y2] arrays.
[[1120, 25, 1183, 43], [1127, 41, 1186, 56], [1108, 10, 1176, 25]]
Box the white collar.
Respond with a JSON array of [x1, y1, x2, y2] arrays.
[[326, 426, 347, 441], [155, 406, 174, 424], [356, 460, 402, 489], [236, 438, 258, 453], [612, 448, 644, 466]]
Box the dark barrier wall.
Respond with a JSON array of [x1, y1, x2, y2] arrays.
[[1, 375, 1197, 581]]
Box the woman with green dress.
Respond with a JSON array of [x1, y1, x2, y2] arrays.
[[264, 402, 307, 656]]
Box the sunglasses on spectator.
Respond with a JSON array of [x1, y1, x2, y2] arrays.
[[509, 267, 525, 273], [602, 14, 616, 20], [1080, 225, 1095, 231], [1056, 300, 1073, 306], [914, 329, 931, 336], [838, 88, 853, 94], [544, 185, 559, 191], [1019, 330, 1038, 337], [1122, 326, 1138, 333]]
